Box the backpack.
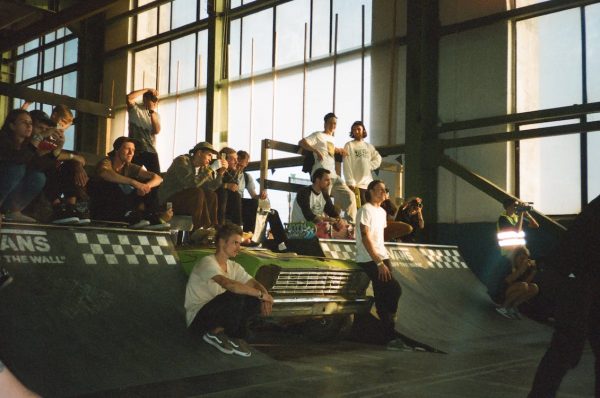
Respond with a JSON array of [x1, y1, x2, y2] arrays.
[[301, 149, 314, 174]]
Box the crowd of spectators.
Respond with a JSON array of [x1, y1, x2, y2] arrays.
[[1, 99, 424, 243]]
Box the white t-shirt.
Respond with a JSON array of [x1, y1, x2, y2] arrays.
[[342, 140, 382, 189], [128, 103, 160, 153], [184, 254, 253, 326], [355, 203, 389, 263], [304, 131, 337, 177], [291, 188, 327, 222]]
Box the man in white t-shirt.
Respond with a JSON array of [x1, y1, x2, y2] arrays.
[[356, 180, 410, 351], [299, 113, 356, 222], [185, 222, 274, 357], [126, 88, 161, 173]]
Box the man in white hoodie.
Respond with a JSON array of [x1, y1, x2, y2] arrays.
[[343, 121, 382, 206]]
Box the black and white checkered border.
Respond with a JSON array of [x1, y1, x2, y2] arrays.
[[417, 247, 468, 269], [321, 242, 355, 260], [319, 241, 468, 269], [73, 232, 177, 266]]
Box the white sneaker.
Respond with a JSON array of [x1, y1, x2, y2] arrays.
[[4, 212, 37, 223]]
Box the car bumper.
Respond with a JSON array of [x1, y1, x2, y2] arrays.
[[269, 296, 374, 318]]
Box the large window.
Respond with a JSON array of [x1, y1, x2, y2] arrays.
[[131, 1, 209, 169], [13, 28, 78, 150], [226, 0, 372, 221], [127, 0, 373, 221], [516, 5, 600, 214]]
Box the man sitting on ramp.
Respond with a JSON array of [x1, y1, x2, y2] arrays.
[[184, 222, 274, 357]]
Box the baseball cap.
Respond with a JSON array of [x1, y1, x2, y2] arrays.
[[189, 141, 218, 155]]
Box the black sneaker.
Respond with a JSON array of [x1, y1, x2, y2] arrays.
[[125, 211, 150, 229], [75, 202, 91, 225], [0, 268, 13, 291], [142, 214, 171, 231], [52, 204, 80, 225]]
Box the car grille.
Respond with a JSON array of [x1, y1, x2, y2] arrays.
[[272, 270, 367, 295]]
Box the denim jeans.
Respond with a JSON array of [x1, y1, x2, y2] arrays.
[[0, 162, 46, 212]]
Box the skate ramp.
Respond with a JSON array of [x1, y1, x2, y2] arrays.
[[320, 239, 552, 353], [0, 223, 271, 397]]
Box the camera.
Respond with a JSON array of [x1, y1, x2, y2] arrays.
[[515, 202, 533, 213]]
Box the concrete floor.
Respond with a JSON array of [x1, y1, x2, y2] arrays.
[[81, 328, 595, 398]]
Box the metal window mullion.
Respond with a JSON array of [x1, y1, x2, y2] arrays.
[[580, 6, 588, 206], [328, 0, 333, 54], [272, 4, 277, 68], [510, 0, 518, 197]]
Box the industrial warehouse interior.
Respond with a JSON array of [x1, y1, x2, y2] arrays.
[[0, 0, 598, 397]]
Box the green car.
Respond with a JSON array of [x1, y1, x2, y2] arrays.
[[177, 246, 374, 341]]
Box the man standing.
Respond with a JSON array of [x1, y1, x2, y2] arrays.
[[356, 180, 410, 350], [89, 137, 169, 229], [299, 113, 356, 222], [126, 88, 161, 173], [529, 195, 600, 397], [185, 222, 274, 357], [159, 142, 224, 230], [291, 168, 346, 231]]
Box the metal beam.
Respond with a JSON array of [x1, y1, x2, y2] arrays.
[[0, 82, 113, 118], [246, 155, 303, 172], [438, 101, 600, 133], [0, 0, 121, 53], [405, 0, 440, 237], [264, 139, 300, 154], [378, 143, 406, 157], [441, 120, 600, 149], [440, 0, 600, 36], [263, 179, 305, 193], [438, 154, 566, 235]]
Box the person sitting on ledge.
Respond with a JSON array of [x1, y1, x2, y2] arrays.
[[159, 141, 221, 231], [291, 167, 347, 231], [88, 137, 171, 229], [185, 222, 274, 357], [0, 109, 46, 223]]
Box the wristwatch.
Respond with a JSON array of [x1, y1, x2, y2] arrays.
[[258, 290, 264, 299]]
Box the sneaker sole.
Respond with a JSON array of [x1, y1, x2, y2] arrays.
[[129, 221, 151, 229], [52, 217, 80, 225], [142, 224, 171, 231], [203, 334, 233, 354], [229, 341, 252, 357]]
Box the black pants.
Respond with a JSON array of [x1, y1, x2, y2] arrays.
[[189, 291, 261, 338], [529, 276, 600, 397], [242, 198, 259, 232], [132, 151, 160, 174], [358, 259, 402, 341], [44, 160, 89, 203], [216, 188, 242, 226], [88, 178, 160, 221], [242, 199, 287, 245]]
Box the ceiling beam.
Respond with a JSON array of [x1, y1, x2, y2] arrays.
[[0, 0, 120, 53], [438, 101, 600, 133], [0, 81, 113, 118]]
